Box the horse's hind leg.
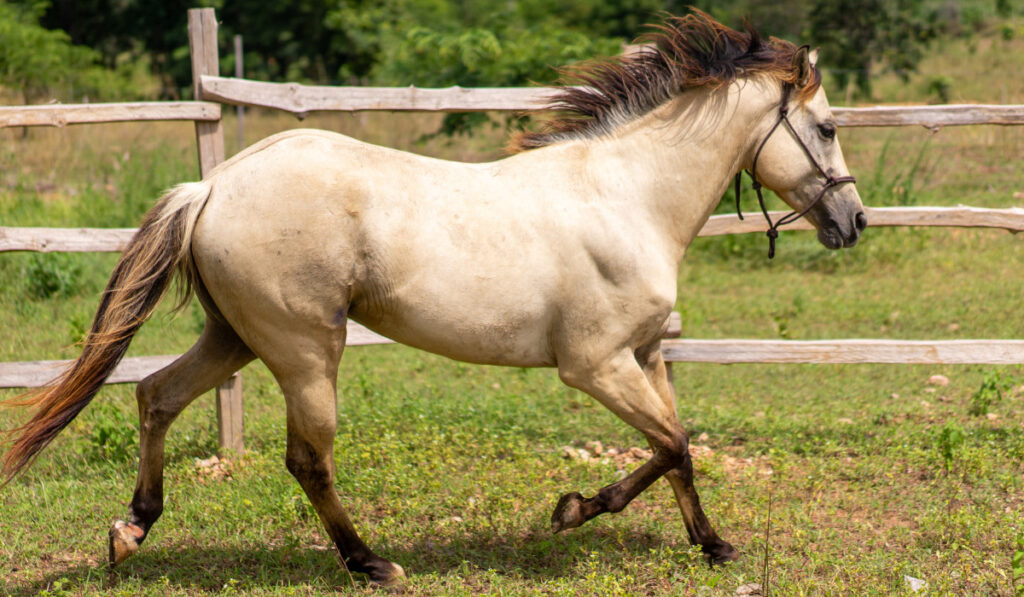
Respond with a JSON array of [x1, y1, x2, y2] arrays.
[[264, 334, 405, 587], [638, 346, 737, 564], [109, 316, 254, 566]]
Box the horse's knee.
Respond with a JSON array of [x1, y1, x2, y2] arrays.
[[285, 440, 333, 486]]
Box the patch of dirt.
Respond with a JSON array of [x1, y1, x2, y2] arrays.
[[194, 455, 232, 482], [560, 440, 773, 477]]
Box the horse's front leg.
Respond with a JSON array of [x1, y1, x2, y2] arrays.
[[551, 348, 688, 531], [637, 343, 738, 565]]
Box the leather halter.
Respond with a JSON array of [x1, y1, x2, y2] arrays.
[[734, 83, 856, 258]]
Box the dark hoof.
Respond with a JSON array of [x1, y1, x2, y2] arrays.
[[366, 561, 406, 592], [703, 539, 739, 566], [551, 491, 586, 533]]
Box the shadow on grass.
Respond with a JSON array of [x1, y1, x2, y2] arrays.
[[7, 524, 680, 594]]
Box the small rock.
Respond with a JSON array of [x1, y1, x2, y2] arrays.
[[904, 575, 926, 593], [890, 393, 900, 399], [628, 446, 653, 460], [735, 583, 762, 596], [584, 440, 603, 456], [920, 400, 931, 407], [927, 374, 950, 386], [924, 387, 936, 394], [1013, 191, 1024, 200], [697, 432, 710, 442], [837, 417, 854, 424], [947, 323, 960, 332], [986, 413, 999, 421]]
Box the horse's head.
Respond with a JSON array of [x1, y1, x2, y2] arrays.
[[748, 47, 866, 251]]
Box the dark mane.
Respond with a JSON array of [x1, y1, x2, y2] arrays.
[[510, 10, 821, 152]]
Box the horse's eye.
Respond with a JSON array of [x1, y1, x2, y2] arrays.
[[818, 123, 836, 140]]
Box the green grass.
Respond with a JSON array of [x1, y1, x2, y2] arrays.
[[2, 23, 1024, 597]]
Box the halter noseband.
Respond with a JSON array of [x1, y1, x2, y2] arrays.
[[734, 83, 856, 259]]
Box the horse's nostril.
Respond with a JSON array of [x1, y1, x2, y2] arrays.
[[855, 211, 867, 231]]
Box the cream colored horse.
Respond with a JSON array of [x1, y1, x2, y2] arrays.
[[2, 14, 863, 587]]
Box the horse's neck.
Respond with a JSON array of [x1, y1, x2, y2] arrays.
[[580, 79, 777, 263]]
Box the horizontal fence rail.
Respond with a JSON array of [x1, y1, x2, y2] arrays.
[[8, 337, 1022, 389], [0, 322, 393, 388], [0, 101, 222, 128], [3, 207, 1022, 254], [199, 75, 1024, 127], [661, 339, 1024, 365], [2, 315, 680, 388]]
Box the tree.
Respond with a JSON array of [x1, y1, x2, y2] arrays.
[[807, 0, 937, 98], [0, 0, 140, 102]]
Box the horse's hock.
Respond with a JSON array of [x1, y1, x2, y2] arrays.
[[0, 8, 1022, 460]]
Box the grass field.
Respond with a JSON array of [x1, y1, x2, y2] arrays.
[[2, 23, 1024, 597]]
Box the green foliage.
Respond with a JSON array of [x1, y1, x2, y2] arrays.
[[935, 421, 965, 472], [926, 74, 953, 103], [87, 401, 138, 463], [808, 0, 939, 98], [0, 0, 146, 101], [967, 370, 1012, 416], [23, 253, 82, 299]]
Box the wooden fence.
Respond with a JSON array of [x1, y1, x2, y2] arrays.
[[2, 8, 1023, 455]]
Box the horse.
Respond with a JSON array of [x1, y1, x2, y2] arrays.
[[1, 12, 864, 587]]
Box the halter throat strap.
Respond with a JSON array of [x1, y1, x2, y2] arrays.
[[734, 84, 856, 258]]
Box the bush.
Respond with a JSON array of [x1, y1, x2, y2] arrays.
[[24, 253, 81, 299]]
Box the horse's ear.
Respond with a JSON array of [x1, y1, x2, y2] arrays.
[[809, 48, 819, 68], [793, 45, 812, 87]]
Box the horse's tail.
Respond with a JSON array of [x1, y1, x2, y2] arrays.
[[1, 181, 213, 484]]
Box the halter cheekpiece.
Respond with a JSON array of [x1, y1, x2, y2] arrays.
[[734, 83, 856, 258]]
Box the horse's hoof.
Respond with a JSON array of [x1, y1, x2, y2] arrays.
[[368, 562, 406, 592], [703, 540, 739, 566], [108, 520, 144, 566], [550, 491, 586, 533]]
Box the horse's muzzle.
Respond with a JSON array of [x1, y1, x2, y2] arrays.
[[818, 209, 867, 249]]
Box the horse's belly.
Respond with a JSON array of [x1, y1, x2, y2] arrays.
[[352, 306, 555, 368]]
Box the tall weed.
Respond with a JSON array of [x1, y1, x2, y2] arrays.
[[23, 253, 82, 298]]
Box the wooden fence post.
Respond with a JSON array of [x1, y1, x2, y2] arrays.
[[187, 8, 243, 455], [188, 8, 225, 176], [216, 372, 244, 454]]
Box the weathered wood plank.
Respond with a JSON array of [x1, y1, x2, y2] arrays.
[[0, 102, 221, 128], [661, 339, 1024, 365], [832, 104, 1024, 127], [0, 318, 684, 388], [199, 76, 561, 115], [0, 355, 179, 389], [200, 76, 1024, 127], [5, 336, 1022, 389], [188, 9, 226, 178], [0, 227, 135, 252], [2, 207, 1019, 254], [697, 206, 1024, 237], [216, 373, 244, 455]]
